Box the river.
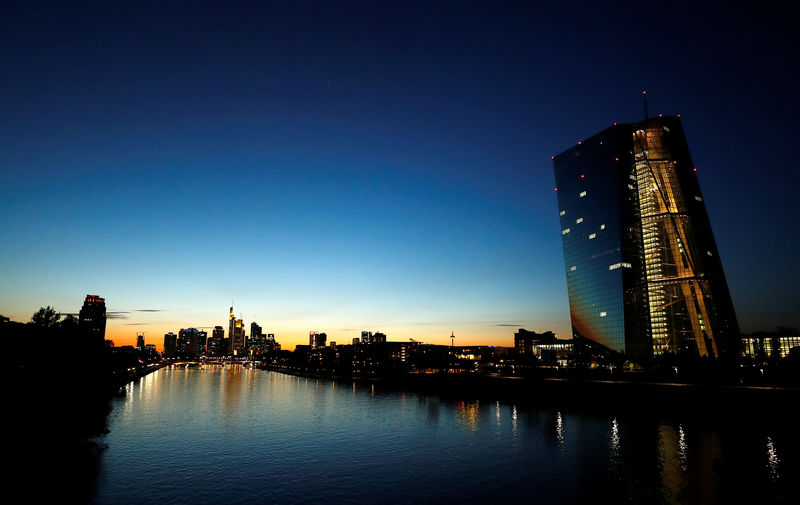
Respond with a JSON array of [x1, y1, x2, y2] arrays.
[[89, 366, 798, 504]]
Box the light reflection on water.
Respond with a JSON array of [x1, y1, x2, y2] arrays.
[[92, 368, 799, 505]]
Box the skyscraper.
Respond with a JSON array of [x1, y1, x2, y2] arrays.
[[309, 331, 327, 348], [78, 294, 106, 343], [553, 116, 738, 362], [163, 332, 177, 357], [228, 306, 246, 354]]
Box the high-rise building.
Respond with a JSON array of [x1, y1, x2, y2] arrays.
[[309, 331, 327, 348], [228, 306, 246, 354], [250, 322, 263, 340], [163, 332, 177, 357], [207, 325, 225, 356], [178, 328, 201, 356], [136, 332, 145, 351], [553, 116, 738, 362], [78, 294, 106, 342]]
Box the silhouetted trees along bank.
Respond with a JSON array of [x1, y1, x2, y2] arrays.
[[3, 307, 148, 503]]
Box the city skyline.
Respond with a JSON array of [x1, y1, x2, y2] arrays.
[[2, 3, 799, 350]]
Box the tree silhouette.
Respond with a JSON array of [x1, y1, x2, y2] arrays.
[[31, 306, 60, 327]]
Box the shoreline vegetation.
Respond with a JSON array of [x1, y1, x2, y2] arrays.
[[3, 313, 165, 505]]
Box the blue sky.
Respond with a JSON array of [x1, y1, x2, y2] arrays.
[[1, 2, 798, 348]]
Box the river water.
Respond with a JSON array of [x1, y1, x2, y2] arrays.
[[90, 366, 798, 504]]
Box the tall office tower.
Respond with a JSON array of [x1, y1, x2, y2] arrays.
[[213, 325, 225, 341], [553, 116, 738, 362], [361, 331, 373, 344], [136, 332, 145, 351], [228, 306, 246, 353], [78, 294, 107, 342], [309, 331, 327, 348], [163, 332, 177, 357], [197, 330, 207, 356], [178, 328, 201, 355], [228, 306, 235, 350], [250, 322, 263, 340], [207, 325, 225, 356]]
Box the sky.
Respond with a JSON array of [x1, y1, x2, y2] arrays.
[[1, 1, 798, 350]]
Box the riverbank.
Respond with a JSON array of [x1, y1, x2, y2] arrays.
[[264, 366, 799, 414]]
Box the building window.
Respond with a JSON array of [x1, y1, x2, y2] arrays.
[[600, 224, 606, 230], [589, 233, 596, 239], [576, 217, 583, 224], [560, 210, 566, 216], [570, 266, 577, 271], [562, 228, 571, 235], [600, 312, 607, 317], [579, 191, 587, 198], [695, 196, 703, 202]]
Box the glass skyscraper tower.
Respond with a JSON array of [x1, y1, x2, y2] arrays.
[[553, 116, 738, 362]]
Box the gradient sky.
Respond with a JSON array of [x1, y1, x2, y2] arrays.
[[2, 2, 798, 350]]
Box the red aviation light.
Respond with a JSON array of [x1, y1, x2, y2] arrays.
[[577, 141, 582, 145], [673, 161, 677, 164], [580, 174, 585, 178], [658, 114, 663, 117], [554, 187, 558, 191], [693, 168, 697, 172], [613, 122, 617, 125], [677, 114, 680, 118], [615, 157, 619, 161], [551, 155, 555, 159]]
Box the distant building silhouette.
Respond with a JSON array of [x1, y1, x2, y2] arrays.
[[553, 116, 739, 362], [136, 332, 145, 351], [514, 329, 556, 355], [163, 332, 177, 357], [207, 326, 225, 356], [78, 295, 106, 343], [309, 331, 327, 348]]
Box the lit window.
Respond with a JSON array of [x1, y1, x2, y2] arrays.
[[560, 210, 566, 216], [628, 184, 635, 190], [576, 217, 583, 224], [600, 312, 607, 317], [562, 228, 571, 235], [570, 266, 576, 271], [600, 224, 605, 230], [609, 263, 622, 270], [579, 191, 587, 198], [707, 251, 713, 257], [589, 233, 596, 239], [695, 196, 703, 202]]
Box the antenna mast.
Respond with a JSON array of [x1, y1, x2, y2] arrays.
[[642, 90, 648, 120]]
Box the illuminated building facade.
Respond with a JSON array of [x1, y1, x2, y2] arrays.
[[78, 294, 106, 342], [228, 306, 246, 353], [553, 116, 738, 362]]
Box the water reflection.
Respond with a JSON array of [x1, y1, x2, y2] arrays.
[[555, 411, 564, 447], [609, 417, 620, 466], [456, 400, 480, 432], [511, 404, 518, 435], [95, 369, 800, 505], [767, 436, 780, 481], [677, 425, 688, 472]]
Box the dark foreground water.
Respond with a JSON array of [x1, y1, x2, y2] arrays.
[[90, 367, 799, 504]]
